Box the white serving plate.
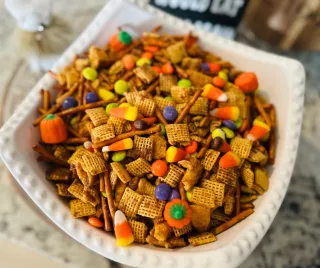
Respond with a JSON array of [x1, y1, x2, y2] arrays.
[[0, 0, 305, 267]]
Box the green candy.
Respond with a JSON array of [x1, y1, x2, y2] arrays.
[[118, 31, 132, 45], [158, 123, 166, 136], [112, 151, 126, 162], [70, 117, 78, 126], [164, 96, 173, 101], [170, 204, 186, 220], [101, 192, 107, 198], [234, 117, 243, 129], [218, 71, 228, 81], [114, 80, 129, 95], [106, 103, 119, 115], [177, 79, 192, 88], [82, 67, 98, 81], [222, 127, 235, 139]]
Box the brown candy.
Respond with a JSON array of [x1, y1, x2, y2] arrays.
[[211, 137, 223, 150], [134, 120, 149, 130]]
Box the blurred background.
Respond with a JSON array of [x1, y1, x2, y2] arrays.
[[0, 0, 319, 267]]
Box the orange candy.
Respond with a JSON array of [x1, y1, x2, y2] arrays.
[[141, 117, 157, 125], [114, 210, 134, 246], [208, 63, 221, 73], [162, 62, 174, 74], [40, 114, 68, 144], [88, 217, 103, 228], [184, 140, 198, 154], [164, 199, 192, 228], [141, 52, 153, 60], [219, 151, 241, 168], [212, 76, 226, 88], [144, 45, 160, 53], [122, 55, 135, 70], [151, 160, 168, 177], [235, 72, 258, 93], [152, 65, 162, 74]]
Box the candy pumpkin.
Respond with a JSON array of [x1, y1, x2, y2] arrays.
[[164, 199, 192, 228], [40, 114, 68, 144]]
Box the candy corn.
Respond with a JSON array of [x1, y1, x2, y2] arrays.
[[209, 106, 240, 121], [102, 138, 133, 152], [114, 210, 134, 246], [166, 146, 187, 163], [109, 107, 138, 121], [202, 84, 228, 102], [246, 119, 270, 141], [234, 72, 258, 93], [219, 151, 241, 168]]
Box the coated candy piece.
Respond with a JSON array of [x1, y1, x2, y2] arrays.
[[102, 138, 133, 152], [247, 119, 270, 141], [221, 127, 235, 139], [88, 217, 103, 228], [114, 80, 129, 95], [114, 210, 134, 246], [211, 137, 231, 153], [155, 183, 172, 201], [169, 189, 181, 201], [212, 128, 226, 140], [141, 52, 153, 60], [162, 106, 178, 122], [219, 151, 241, 168], [86, 92, 99, 103], [112, 151, 127, 162], [109, 107, 138, 121], [110, 31, 132, 52], [122, 55, 135, 70], [166, 146, 187, 163], [62, 96, 77, 110], [82, 67, 98, 81], [40, 114, 67, 144], [164, 199, 192, 228], [235, 72, 258, 93], [202, 84, 228, 102], [184, 140, 198, 154], [209, 106, 240, 121], [136, 58, 151, 67], [186, 189, 193, 202], [208, 63, 221, 73], [98, 88, 115, 101], [158, 123, 166, 136], [133, 119, 148, 130], [151, 160, 168, 177], [177, 79, 192, 88], [212, 76, 226, 88], [222, 120, 236, 130], [218, 71, 228, 81], [162, 62, 174, 74]]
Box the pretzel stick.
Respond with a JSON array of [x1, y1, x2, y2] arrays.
[[115, 40, 142, 60], [84, 81, 95, 92], [67, 126, 82, 138], [104, 170, 116, 221], [101, 196, 113, 231], [235, 182, 241, 215], [78, 83, 84, 106], [93, 125, 160, 149], [197, 133, 212, 159], [33, 103, 62, 126], [209, 100, 217, 110], [32, 144, 69, 167], [100, 174, 105, 192], [174, 65, 188, 78], [146, 80, 159, 93], [57, 89, 64, 98], [37, 108, 46, 115], [175, 88, 202, 123], [244, 96, 251, 121], [41, 90, 50, 111], [155, 107, 168, 126], [179, 182, 187, 201], [117, 97, 126, 104], [263, 103, 273, 110], [214, 209, 254, 235], [120, 71, 134, 81], [62, 137, 88, 144], [269, 130, 276, 165], [56, 83, 79, 103], [81, 114, 89, 122], [55, 99, 117, 117], [65, 146, 77, 151], [240, 203, 255, 210], [154, 55, 169, 63], [269, 105, 276, 129], [253, 96, 272, 127], [152, 25, 162, 32]]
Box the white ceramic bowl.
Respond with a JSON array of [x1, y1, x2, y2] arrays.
[[0, 0, 305, 267]]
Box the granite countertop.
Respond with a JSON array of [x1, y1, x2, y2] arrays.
[[0, 1, 319, 267]]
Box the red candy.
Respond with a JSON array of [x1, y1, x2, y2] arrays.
[[162, 62, 174, 74], [151, 160, 168, 177], [184, 140, 198, 154]]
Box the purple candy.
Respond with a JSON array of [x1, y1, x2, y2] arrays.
[[169, 189, 181, 201], [163, 106, 178, 122], [201, 63, 210, 72], [62, 96, 77, 110], [222, 120, 236, 130], [86, 92, 99, 103], [155, 183, 172, 201]]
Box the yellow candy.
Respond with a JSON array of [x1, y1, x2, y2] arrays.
[[119, 103, 132, 108], [218, 71, 228, 81], [98, 88, 115, 101], [212, 128, 226, 140], [186, 189, 193, 202], [136, 58, 151, 67]]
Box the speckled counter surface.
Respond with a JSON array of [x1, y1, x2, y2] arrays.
[[0, 1, 319, 267]]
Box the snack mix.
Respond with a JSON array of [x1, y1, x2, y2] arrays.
[[33, 27, 276, 248]]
